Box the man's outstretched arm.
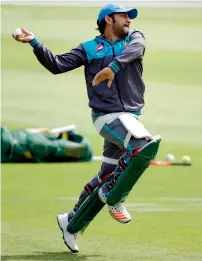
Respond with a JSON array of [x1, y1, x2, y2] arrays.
[[12, 28, 87, 74]]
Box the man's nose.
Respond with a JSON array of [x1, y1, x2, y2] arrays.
[[126, 17, 131, 23], [127, 20, 131, 26]]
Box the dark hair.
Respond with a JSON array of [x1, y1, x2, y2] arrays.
[[96, 14, 115, 34]]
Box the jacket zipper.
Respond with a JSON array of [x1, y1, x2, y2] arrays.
[[112, 47, 125, 111]]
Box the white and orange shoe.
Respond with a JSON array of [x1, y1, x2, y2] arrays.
[[98, 184, 131, 224], [108, 202, 131, 224]]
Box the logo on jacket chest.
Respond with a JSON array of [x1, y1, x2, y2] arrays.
[[96, 44, 104, 52]]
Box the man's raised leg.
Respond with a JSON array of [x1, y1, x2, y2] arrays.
[[98, 136, 161, 207]]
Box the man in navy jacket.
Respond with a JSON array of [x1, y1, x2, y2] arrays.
[[13, 3, 160, 253]]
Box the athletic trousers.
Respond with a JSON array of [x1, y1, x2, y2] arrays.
[[73, 114, 148, 211]]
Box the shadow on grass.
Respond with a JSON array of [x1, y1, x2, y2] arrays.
[[1, 251, 100, 261]]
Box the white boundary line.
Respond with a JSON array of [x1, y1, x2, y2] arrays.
[[56, 197, 202, 212], [57, 196, 202, 201]]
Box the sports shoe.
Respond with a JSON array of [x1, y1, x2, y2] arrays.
[[108, 201, 131, 224], [98, 184, 131, 224], [57, 213, 79, 253]]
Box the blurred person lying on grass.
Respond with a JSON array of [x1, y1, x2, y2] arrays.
[[12, 3, 160, 253]]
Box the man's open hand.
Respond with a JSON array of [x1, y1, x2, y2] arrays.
[[12, 28, 35, 43], [92, 67, 115, 88]]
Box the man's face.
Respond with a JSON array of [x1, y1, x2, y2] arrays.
[[111, 13, 131, 38]]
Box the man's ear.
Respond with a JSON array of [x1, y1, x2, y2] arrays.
[[105, 16, 113, 25]]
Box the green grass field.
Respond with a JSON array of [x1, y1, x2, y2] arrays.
[[1, 5, 202, 261]]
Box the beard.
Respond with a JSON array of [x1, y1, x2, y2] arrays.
[[112, 23, 129, 38]]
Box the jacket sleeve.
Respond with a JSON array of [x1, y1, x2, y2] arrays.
[[30, 38, 87, 74], [108, 31, 145, 73]]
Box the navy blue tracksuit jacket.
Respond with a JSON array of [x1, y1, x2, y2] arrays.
[[32, 30, 146, 115]]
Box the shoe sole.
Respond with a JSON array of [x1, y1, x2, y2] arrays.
[[56, 215, 79, 254], [110, 214, 131, 224]]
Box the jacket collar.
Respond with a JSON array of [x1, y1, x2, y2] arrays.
[[95, 35, 126, 46]]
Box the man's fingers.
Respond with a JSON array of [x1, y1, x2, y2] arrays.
[[92, 68, 112, 86], [12, 27, 34, 43], [107, 79, 113, 88], [21, 28, 32, 35], [92, 73, 102, 86], [17, 37, 27, 43], [13, 35, 22, 42], [92, 75, 98, 86]]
